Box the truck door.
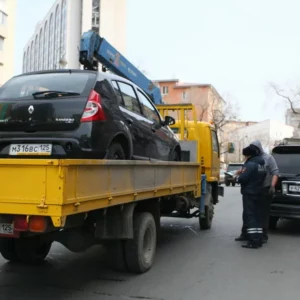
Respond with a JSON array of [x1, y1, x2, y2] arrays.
[[211, 130, 220, 178]]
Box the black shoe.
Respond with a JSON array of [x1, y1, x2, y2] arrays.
[[242, 242, 260, 249], [235, 235, 248, 242]]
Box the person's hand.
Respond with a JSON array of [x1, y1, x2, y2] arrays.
[[269, 186, 275, 196], [235, 169, 242, 175]]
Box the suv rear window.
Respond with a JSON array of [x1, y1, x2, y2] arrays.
[[0, 72, 93, 99], [272, 146, 300, 174]]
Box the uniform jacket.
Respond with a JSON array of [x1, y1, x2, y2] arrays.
[[237, 156, 267, 195]]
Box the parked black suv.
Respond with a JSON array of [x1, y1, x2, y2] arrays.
[[269, 144, 300, 229], [225, 163, 243, 186], [0, 70, 181, 161]]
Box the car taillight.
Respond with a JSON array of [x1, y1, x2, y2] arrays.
[[81, 90, 106, 122]]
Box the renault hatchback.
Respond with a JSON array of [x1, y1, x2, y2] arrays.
[[0, 70, 181, 161]]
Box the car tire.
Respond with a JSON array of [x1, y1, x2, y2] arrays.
[[269, 216, 279, 230], [106, 142, 126, 160], [232, 182, 236, 187], [225, 181, 230, 187], [170, 150, 180, 161]]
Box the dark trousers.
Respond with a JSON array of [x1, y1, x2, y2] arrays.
[[243, 194, 263, 244], [262, 186, 273, 238]]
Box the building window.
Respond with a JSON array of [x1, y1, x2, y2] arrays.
[[162, 86, 168, 95], [60, 0, 67, 68], [44, 21, 48, 70], [0, 36, 4, 51], [0, 11, 7, 26], [54, 5, 61, 69], [27, 46, 30, 72], [39, 29, 43, 71], [92, 0, 100, 33], [49, 14, 54, 69], [31, 41, 34, 71], [34, 35, 39, 71], [182, 91, 188, 101], [23, 52, 26, 73]]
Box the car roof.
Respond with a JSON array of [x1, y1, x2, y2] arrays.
[[16, 69, 139, 89]]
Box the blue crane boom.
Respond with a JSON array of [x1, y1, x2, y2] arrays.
[[79, 30, 162, 105]]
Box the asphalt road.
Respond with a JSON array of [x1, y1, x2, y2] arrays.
[[1, 186, 300, 300]]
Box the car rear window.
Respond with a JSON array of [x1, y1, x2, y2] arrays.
[[0, 72, 93, 99], [273, 146, 300, 174]]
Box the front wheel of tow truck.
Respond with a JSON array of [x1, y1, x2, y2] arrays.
[[0, 238, 20, 262], [14, 237, 52, 265], [199, 188, 214, 230], [124, 212, 157, 274]]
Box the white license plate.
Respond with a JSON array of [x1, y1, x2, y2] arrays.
[[9, 144, 52, 156], [0, 223, 14, 235], [289, 185, 300, 192]]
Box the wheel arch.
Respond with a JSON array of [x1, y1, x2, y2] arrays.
[[109, 132, 133, 159]]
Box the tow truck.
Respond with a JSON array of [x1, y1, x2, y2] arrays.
[[0, 30, 234, 274]]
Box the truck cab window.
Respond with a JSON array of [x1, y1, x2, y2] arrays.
[[212, 131, 219, 154]]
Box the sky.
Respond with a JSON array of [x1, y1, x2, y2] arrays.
[[14, 0, 300, 123]]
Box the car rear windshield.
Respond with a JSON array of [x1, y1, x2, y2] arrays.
[[272, 146, 300, 174], [0, 72, 93, 99], [227, 164, 243, 171]]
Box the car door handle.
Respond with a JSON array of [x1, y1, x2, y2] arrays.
[[126, 118, 133, 125]]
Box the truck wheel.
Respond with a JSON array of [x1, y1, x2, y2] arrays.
[[0, 238, 20, 262], [199, 188, 214, 230], [124, 212, 156, 274], [225, 181, 230, 187], [106, 142, 126, 160], [269, 216, 279, 230], [15, 237, 52, 264], [232, 182, 236, 187]]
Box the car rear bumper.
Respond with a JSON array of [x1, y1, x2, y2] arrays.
[[271, 195, 300, 219]]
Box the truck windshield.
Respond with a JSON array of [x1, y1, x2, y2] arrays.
[[0, 72, 92, 99], [272, 146, 300, 174]]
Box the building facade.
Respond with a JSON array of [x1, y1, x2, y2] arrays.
[[226, 120, 294, 162], [286, 108, 300, 137], [22, 0, 126, 73], [0, 0, 16, 85], [155, 79, 225, 123]]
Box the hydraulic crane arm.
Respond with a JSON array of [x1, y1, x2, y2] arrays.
[[79, 30, 162, 104]]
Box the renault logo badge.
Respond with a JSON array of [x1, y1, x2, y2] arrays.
[[28, 105, 34, 114]]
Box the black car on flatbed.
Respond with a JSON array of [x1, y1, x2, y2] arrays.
[[269, 142, 300, 229]]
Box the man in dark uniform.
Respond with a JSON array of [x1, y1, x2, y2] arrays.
[[236, 145, 267, 248]]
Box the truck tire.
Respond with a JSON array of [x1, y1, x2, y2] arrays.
[[15, 237, 52, 264], [269, 216, 279, 230], [124, 212, 156, 274], [232, 182, 236, 187], [106, 142, 126, 160], [0, 238, 20, 262], [199, 187, 214, 230], [225, 181, 230, 187]]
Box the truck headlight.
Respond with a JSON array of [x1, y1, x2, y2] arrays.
[[282, 183, 288, 194]]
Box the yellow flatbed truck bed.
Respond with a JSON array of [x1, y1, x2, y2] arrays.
[[0, 158, 210, 274]]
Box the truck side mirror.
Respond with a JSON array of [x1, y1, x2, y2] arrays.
[[164, 116, 176, 126], [227, 142, 235, 153]]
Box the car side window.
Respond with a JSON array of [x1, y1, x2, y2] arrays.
[[117, 82, 141, 114], [111, 80, 124, 105], [212, 130, 219, 154], [136, 90, 161, 124]]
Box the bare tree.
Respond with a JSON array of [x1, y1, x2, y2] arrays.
[[269, 82, 300, 114]]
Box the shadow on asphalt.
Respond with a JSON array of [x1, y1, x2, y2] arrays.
[[0, 218, 197, 299], [270, 218, 300, 238]]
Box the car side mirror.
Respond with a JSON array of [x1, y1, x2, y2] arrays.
[[164, 116, 176, 126]]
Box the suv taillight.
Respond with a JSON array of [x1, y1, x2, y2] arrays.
[[81, 90, 106, 122]]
